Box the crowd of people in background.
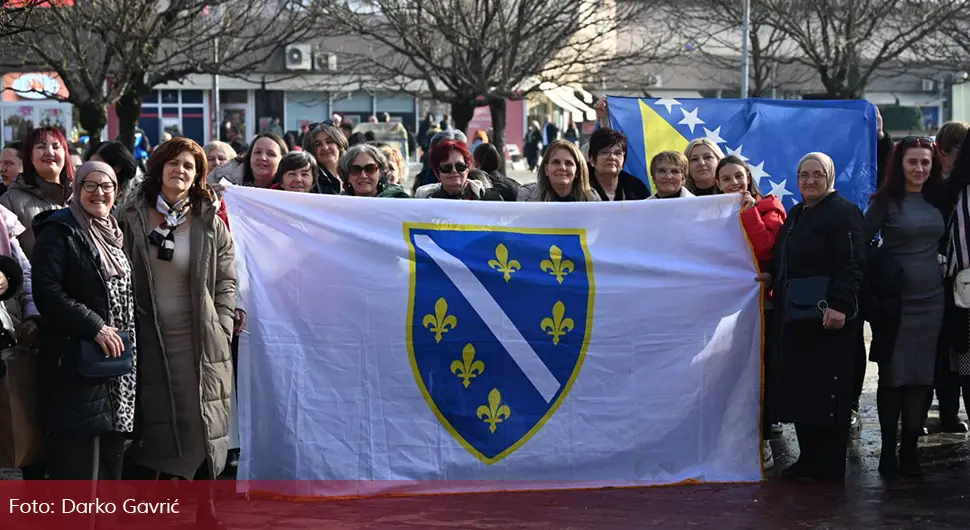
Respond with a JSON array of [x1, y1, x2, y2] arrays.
[[2, 100, 970, 530]]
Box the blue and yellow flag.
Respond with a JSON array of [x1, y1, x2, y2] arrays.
[[607, 96, 878, 209]]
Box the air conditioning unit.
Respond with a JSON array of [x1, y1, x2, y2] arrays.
[[921, 79, 935, 92], [314, 52, 337, 72], [285, 44, 312, 71]]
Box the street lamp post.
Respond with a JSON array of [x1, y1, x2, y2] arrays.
[[211, 5, 222, 143], [740, 0, 751, 99]]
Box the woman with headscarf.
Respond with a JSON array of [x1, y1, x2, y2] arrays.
[[770, 152, 866, 481], [31, 161, 136, 479]]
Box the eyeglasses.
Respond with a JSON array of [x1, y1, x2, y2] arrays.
[[438, 162, 468, 174], [599, 149, 625, 159], [81, 181, 116, 193], [350, 163, 379, 176], [797, 173, 827, 182]]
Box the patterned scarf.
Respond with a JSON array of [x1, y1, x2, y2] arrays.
[[148, 195, 191, 261]]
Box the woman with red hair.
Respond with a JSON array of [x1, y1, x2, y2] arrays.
[[414, 140, 502, 200], [0, 127, 74, 258]]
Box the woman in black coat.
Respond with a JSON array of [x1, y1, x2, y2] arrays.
[[32, 162, 136, 480], [772, 152, 866, 481]]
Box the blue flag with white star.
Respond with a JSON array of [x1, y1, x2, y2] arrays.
[[606, 96, 878, 209]]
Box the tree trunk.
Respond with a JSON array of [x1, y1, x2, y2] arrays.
[[116, 88, 145, 153], [487, 95, 507, 173], [78, 100, 107, 143], [451, 98, 476, 134]]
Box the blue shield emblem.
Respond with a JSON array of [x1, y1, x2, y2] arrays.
[[405, 223, 594, 464]]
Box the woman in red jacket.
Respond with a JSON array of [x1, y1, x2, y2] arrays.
[[715, 155, 787, 470]]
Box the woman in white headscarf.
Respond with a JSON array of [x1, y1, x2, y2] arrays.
[[769, 152, 866, 481]]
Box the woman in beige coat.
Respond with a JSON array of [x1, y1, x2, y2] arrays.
[[117, 137, 235, 527]]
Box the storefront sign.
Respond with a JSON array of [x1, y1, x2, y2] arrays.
[[2, 72, 69, 102]]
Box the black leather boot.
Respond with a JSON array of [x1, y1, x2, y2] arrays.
[[195, 482, 227, 530], [939, 417, 969, 433], [878, 428, 898, 476], [898, 430, 922, 477]]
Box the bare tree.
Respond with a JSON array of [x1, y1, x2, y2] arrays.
[[317, 0, 679, 163], [671, 0, 812, 97], [0, 0, 48, 40], [5, 0, 314, 147], [756, 0, 970, 99]]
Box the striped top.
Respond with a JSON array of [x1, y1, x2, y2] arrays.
[[946, 185, 970, 278]]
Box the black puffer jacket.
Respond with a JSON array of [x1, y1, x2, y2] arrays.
[[31, 208, 118, 435]]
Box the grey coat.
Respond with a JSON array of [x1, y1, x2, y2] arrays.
[[117, 198, 237, 478]]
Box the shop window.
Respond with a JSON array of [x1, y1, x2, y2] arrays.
[[3, 105, 34, 143], [161, 90, 179, 105], [220, 90, 248, 104], [140, 116, 160, 147], [183, 116, 204, 146], [145, 91, 160, 105], [182, 90, 203, 104]]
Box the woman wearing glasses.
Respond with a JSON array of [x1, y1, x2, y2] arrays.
[[32, 162, 134, 480], [339, 144, 409, 198], [587, 128, 649, 201], [770, 152, 866, 482], [864, 136, 948, 477], [415, 140, 502, 200]]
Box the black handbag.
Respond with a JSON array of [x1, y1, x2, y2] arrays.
[[78, 331, 133, 378], [785, 276, 830, 322]]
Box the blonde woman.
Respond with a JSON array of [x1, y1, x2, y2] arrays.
[[685, 138, 725, 196], [517, 140, 600, 202], [203, 141, 236, 171], [369, 141, 408, 186]]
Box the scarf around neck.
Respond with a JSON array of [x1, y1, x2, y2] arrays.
[[148, 194, 191, 261], [70, 162, 126, 277]]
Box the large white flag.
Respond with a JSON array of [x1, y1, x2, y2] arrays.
[[225, 188, 764, 498]]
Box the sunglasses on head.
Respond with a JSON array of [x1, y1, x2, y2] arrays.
[[438, 162, 468, 174], [350, 163, 379, 176], [307, 120, 335, 130], [901, 136, 934, 147]]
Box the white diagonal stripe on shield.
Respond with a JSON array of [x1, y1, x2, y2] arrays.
[[413, 234, 561, 403]]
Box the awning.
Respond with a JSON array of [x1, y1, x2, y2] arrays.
[[540, 82, 596, 122]]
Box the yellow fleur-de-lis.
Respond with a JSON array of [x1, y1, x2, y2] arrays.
[[476, 388, 511, 433], [450, 343, 485, 388], [540, 301, 574, 345], [539, 245, 574, 284], [422, 297, 458, 343], [487, 243, 521, 283]]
